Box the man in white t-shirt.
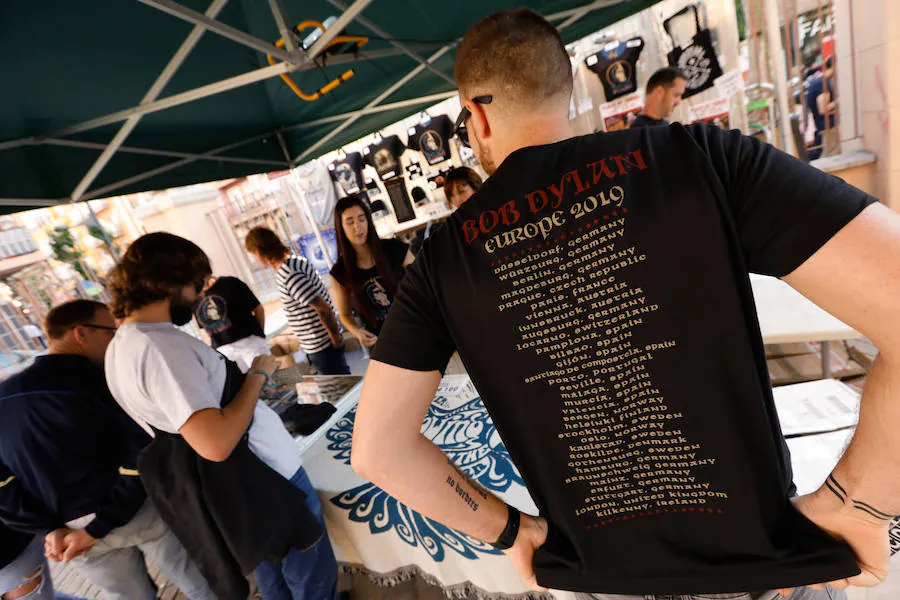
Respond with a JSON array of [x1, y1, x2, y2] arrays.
[[104, 232, 339, 600]]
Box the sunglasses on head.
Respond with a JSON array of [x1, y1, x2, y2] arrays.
[[78, 324, 118, 333], [454, 95, 493, 146]]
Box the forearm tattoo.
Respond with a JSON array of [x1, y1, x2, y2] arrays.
[[825, 474, 897, 521], [445, 458, 489, 512]]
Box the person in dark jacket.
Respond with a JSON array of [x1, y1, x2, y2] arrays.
[[630, 66, 686, 129], [0, 300, 213, 600], [105, 233, 338, 600]]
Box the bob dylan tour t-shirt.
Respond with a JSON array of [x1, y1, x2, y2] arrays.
[[372, 124, 874, 594]]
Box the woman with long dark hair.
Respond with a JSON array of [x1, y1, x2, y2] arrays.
[[330, 195, 413, 348]]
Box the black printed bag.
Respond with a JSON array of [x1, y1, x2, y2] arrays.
[[664, 4, 723, 99]]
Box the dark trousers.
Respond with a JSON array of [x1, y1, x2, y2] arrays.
[[307, 346, 350, 375]]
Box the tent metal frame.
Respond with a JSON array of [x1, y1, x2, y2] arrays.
[[0, 0, 624, 207]]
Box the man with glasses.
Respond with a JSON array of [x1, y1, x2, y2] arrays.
[[354, 8, 900, 600], [0, 300, 213, 600]]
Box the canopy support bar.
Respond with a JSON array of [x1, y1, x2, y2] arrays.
[[71, 0, 231, 203], [293, 0, 620, 164], [267, 0, 299, 54], [79, 91, 455, 200], [44, 138, 285, 167], [556, 0, 622, 29], [545, 0, 626, 22], [81, 131, 277, 201], [136, 0, 292, 61], [0, 0, 374, 146], [294, 44, 454, 163], [325, 0, 456, 87], [283, 91, 457, 132]]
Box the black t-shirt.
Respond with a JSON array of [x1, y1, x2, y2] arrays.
[[330, 239, 408, 335], [331, 152, 365, 195], [0, 523, 33, 568], [365, 135, 406, 181], [407, 115, 454, 165], [585, 38, 645, 101], [373, 125, 874, 594], [630, 114, 667, 129], [194, 276, 264, 348]]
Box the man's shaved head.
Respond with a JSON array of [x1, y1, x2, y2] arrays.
[[454, 8, 573, 111]]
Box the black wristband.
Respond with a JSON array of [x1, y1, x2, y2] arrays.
[[490, 504, 520, 550]]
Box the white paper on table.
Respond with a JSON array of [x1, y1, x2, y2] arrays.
[[787, 428, 855, 496], [436, 374, 473, 399], [774, 379, 860, 436]]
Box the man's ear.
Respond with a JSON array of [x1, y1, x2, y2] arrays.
[[468, 100, 492, 141], [71, 326, 87, 346]]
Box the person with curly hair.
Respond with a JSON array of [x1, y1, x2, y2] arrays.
[[104, 232, 338, 600]]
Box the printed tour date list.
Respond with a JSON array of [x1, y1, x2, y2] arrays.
[[462, 149, 728, 528]]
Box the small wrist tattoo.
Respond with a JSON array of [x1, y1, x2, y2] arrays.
[[825, 474, 896, 521]]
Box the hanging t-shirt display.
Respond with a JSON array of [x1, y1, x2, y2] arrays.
[[665, 5, 723, 99], [364, 135, 406, 181], [407, 115, 454, 165], [330, 152, 365, 196], [584, 37, 644, 101], [383, 177, 415, 224], [372, 125, 874, 594]]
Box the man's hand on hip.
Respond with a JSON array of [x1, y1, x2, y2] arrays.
[[60, 528, 98, 562], [505, 513, 549, 591], [784, 488, 890, 596]]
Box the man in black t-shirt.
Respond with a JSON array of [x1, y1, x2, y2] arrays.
[[194, 275, 269, 372], [352, 9, 900, 599], [630, 67, 686, 129]]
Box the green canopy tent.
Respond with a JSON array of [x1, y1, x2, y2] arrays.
[[0, 0, 661, 215]]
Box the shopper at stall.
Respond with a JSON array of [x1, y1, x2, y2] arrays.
[[105, 232, 338, 600], [245, 227, 350, 375], [193, 274, 269, 372], [0, 299, 213, 600], [806, 56, 838, 160], [330, 195, 413, 348], [353, 8, 897, 600], [443, 166, 483, 210], [630, 66, 686, 128]]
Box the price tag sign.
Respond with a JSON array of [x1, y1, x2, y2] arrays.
[[714, 69, 744, 98]]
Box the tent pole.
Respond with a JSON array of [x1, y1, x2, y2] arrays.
[[292, 0, 607, 164], [81, 131, 277, 200], [295, 44, 455, 163], [282, 92, 458, 132], [289, 170, 334, 268], [546, 0, 626, 23], [556, 0, 621, 29], [19, 0, 374, 143], [763, 0, 798, 155], [71, 0, 231, 202], [325, 0, 456, 86], [0, 44, 442, 154], [80, 91, 457, 201], [47, 138, 284, 167], [136, 0, 291, 61], [266, 0, 299, 54]]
